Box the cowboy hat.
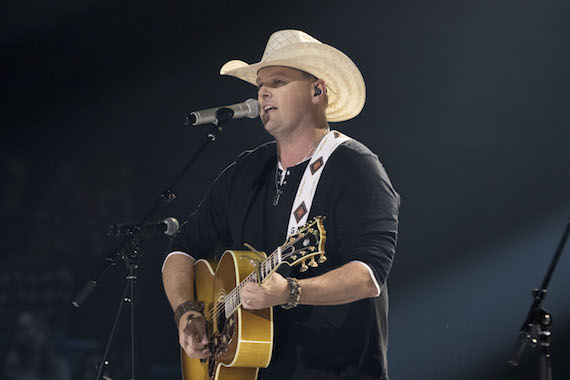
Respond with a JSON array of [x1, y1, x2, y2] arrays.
[[220, 30, 366, 122]]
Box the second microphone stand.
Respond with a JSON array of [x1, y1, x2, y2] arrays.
[[508, 216, 570, 380], [73, 112, 232, 380]]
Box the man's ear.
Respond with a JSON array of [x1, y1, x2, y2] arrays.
[[312, 79, 327, 105]]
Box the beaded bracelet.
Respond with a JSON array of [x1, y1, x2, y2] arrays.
[[281, 277, 301, 309]]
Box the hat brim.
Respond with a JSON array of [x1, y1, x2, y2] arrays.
[[220, 42, 365, 122]]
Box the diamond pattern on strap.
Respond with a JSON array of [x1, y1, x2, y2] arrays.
[[310, 157, 324, 175], [293, 202, 308, 223]]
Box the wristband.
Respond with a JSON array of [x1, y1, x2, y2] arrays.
[[173, 300, 204, 326]]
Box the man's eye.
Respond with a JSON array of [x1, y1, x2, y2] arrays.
[[273, 79, 284, 86]]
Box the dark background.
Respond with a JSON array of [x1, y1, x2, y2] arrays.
[[1, 1, 569, 379]]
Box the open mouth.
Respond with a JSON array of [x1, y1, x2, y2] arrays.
[[262, 105, 277, 123]]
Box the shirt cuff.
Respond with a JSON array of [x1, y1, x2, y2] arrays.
[[351, 260, 381, 297], [161, 251, 195, 273]]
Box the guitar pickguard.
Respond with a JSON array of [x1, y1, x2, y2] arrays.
[[206, 312, 236, 378]]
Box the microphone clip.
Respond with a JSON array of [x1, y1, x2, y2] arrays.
[[106, 217, 179, 238]]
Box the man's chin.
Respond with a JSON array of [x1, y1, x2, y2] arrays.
[[263, 121, 277, 133]]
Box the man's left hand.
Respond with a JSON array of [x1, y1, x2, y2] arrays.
[[241, 273, 290, 310]]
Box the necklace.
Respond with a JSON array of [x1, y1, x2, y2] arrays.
[[299, 127, 330, 164], [273, 164, 284, 206], [273, 128, 329, 207]]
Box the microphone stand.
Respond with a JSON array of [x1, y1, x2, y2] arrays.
[[508, 216, 570, 380], [73, 111, 233, 380]]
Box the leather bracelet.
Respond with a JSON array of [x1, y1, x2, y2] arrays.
[[173, 300, 204, 326], [281, 277, 301, 309]]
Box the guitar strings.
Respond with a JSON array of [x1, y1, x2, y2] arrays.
[[204, 219, 324, 324], [205, 243, 296, 322], [204, 232, 312, 323], [206, 245, 322, 324]]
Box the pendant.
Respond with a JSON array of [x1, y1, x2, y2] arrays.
[[273, 189, 283, 206]]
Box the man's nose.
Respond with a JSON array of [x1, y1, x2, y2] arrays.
[[258, 86, 271, 99]]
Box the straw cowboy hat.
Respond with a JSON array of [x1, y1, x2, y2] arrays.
[[220, 30, 366, 122]]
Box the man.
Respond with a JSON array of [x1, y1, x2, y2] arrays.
[[162, 30, 400, 380]]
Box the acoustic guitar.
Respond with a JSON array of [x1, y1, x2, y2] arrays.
[[181, 217, 326, 380]]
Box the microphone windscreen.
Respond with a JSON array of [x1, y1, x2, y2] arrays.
[[164, 217, 179, 236]]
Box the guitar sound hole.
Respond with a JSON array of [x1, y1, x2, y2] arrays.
[[216, 309, 226, 335]]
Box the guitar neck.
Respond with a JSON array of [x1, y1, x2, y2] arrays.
[[224, 249, 282, 318], [222, 218, 324, 318]]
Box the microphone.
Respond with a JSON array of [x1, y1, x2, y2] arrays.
[[185, 99, 260, 126], [107, 217, 180, 237]]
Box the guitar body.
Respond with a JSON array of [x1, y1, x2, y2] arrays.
[[181, 250, 274, 380], [179, 217, 327, 380]]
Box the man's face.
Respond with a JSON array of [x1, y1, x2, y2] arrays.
[[256, 66, 315, 138]]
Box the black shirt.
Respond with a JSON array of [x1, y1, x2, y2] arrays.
[[169, 138, 400, 380]]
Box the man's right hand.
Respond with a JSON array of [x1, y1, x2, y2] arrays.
[[179, 310, 210, 359]]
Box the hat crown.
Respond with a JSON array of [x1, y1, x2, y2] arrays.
[[220, 29, 366, 122], [261, 30, 322, 61]]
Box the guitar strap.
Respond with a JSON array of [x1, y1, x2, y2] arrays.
[[286, 130, 351, 237]]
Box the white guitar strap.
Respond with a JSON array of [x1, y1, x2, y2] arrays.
[[286, 130, 351, 237]]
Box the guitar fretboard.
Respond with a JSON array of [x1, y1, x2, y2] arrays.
[[205, 218, 321, 323], [223, 248, 283, 318]]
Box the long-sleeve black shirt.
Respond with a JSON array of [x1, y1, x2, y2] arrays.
[[167, 138, 400, 380]]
